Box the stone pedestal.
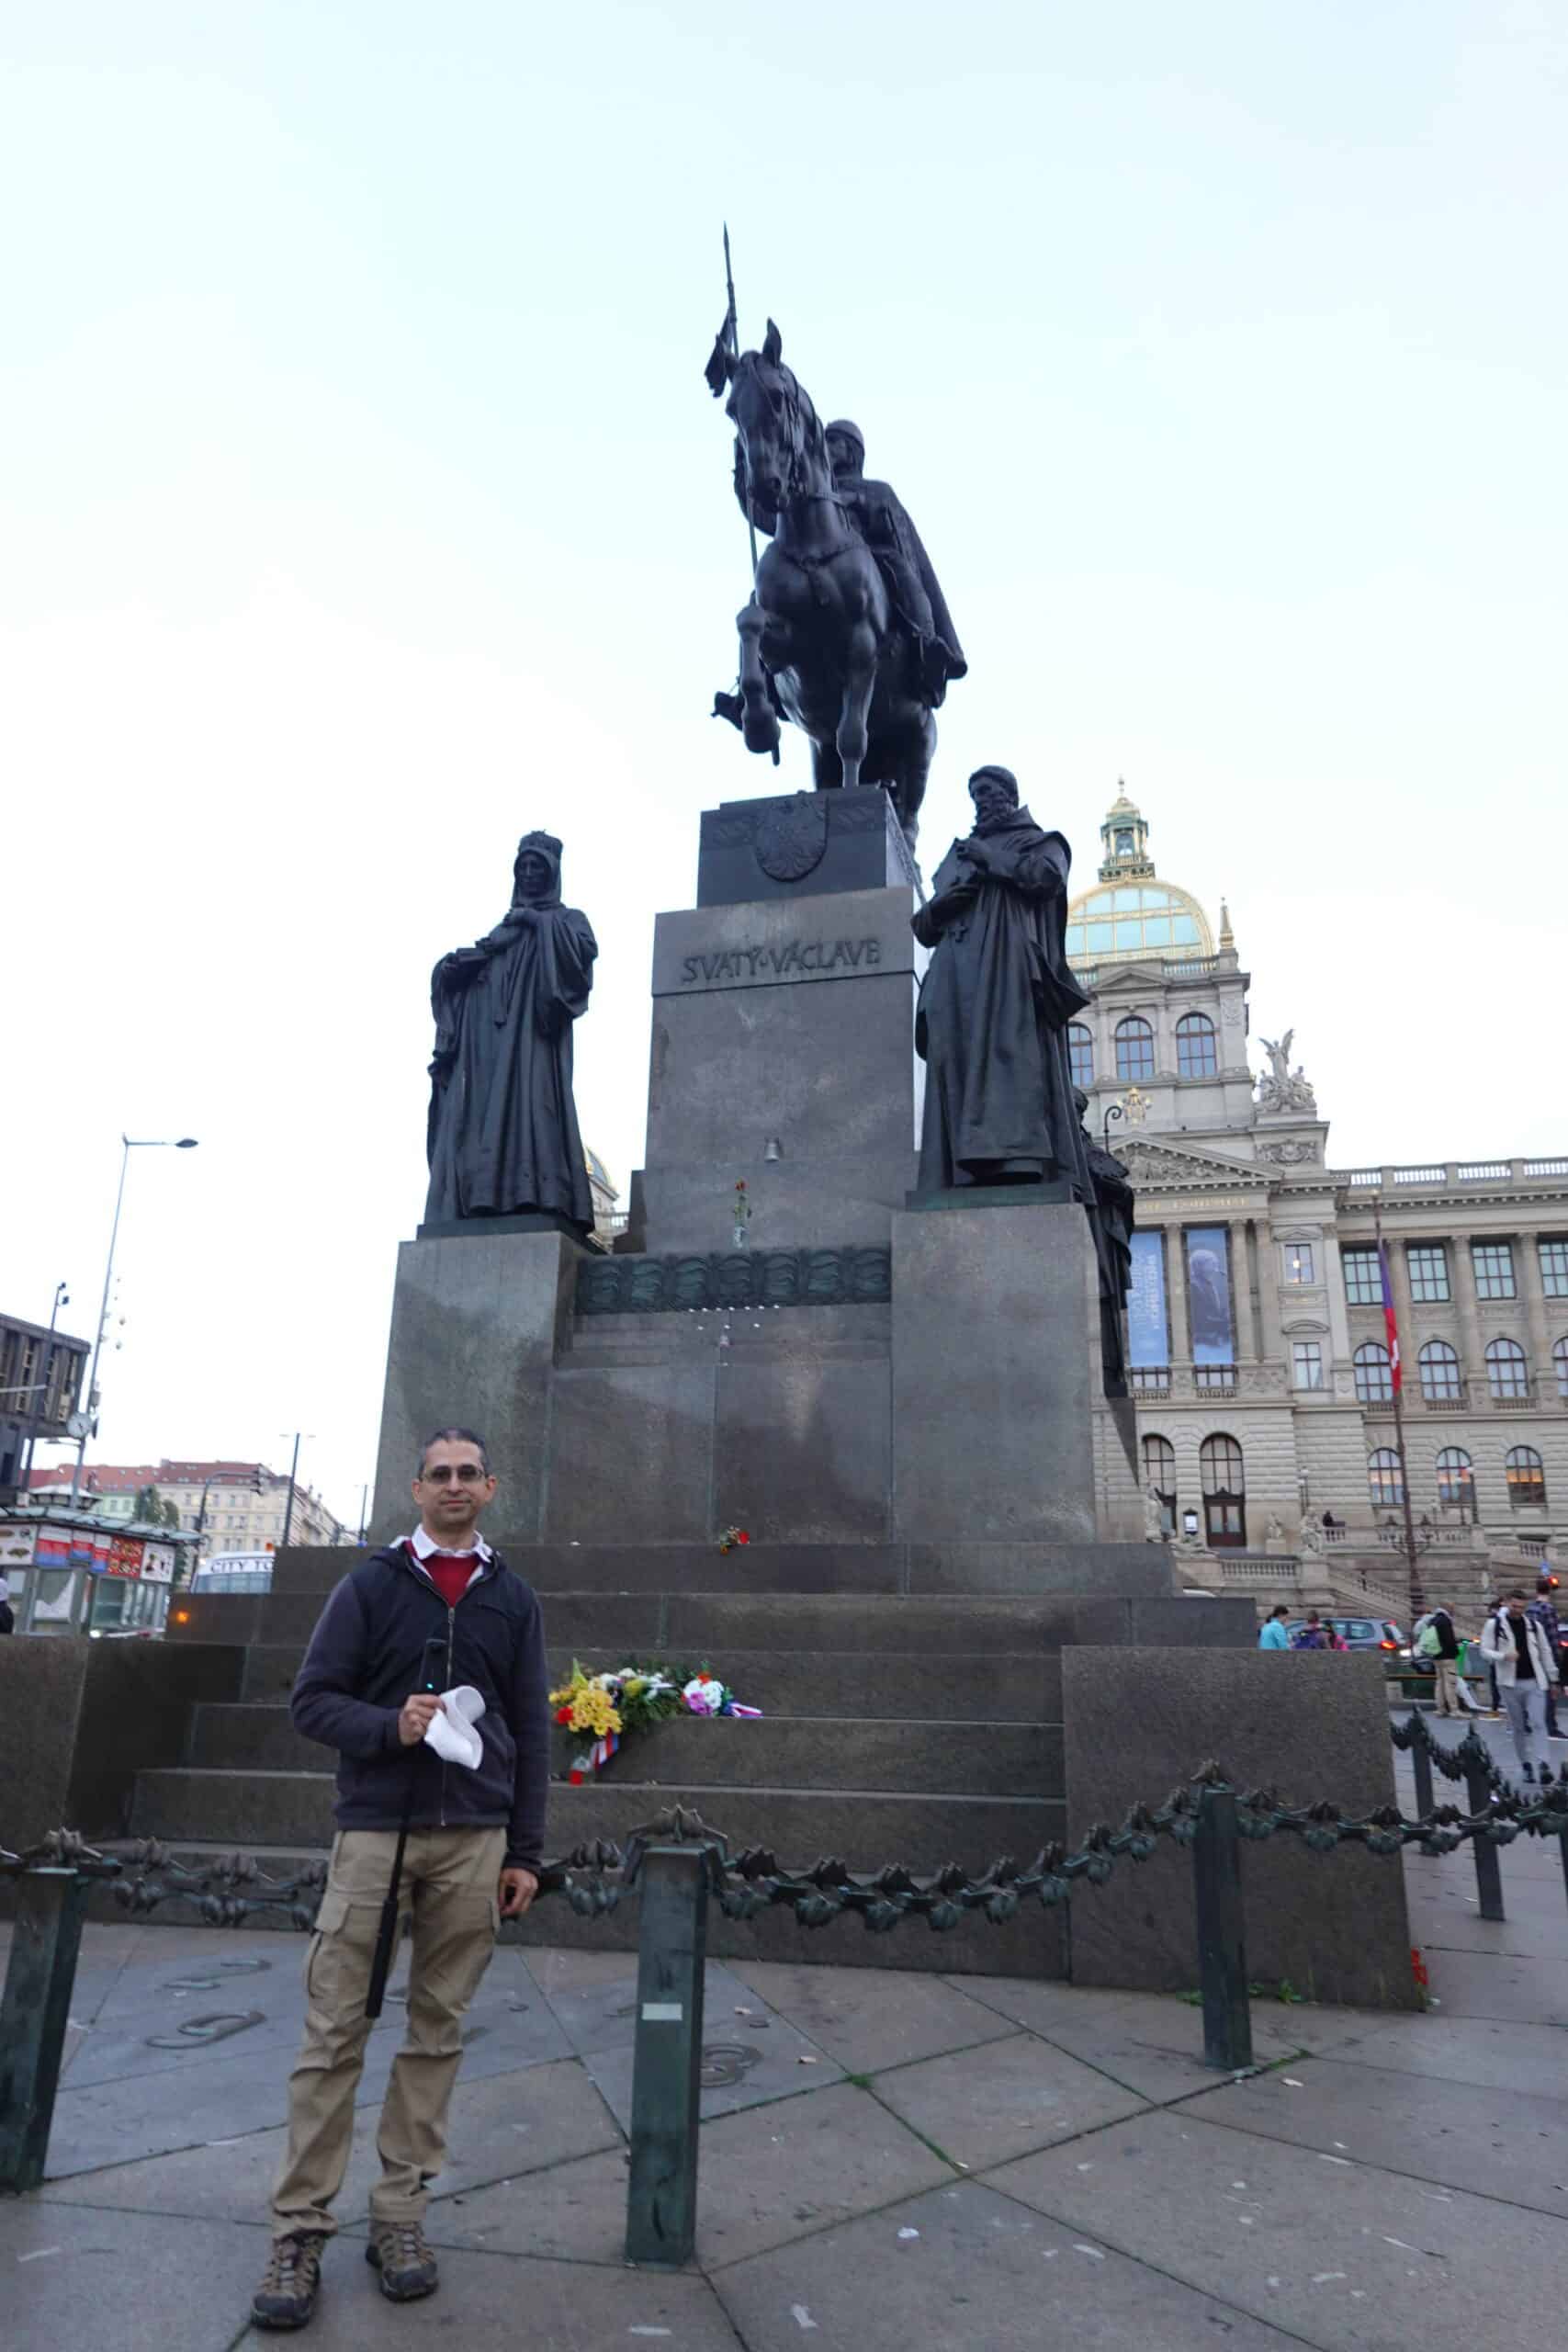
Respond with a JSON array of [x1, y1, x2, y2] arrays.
[[370, 1228, 582, 1541], [892, 1202, 1102, 1544], [640, 882, 923, 1255]]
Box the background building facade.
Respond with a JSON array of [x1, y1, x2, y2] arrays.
[[0, 1308, 88, 1494], [1070, 790, 1567, 1615], [28, 1457, 351, 1554]]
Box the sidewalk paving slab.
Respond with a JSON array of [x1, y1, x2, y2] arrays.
[[0, 2203, 271, 2352], [1180, 2054, 1568, 2220], [36, 2055, 621, 2223], [865, 2030, 1148, 2170], [721, 1958, 1016, 2074], [706, 2177, 1303, 2351], [422, 2079, 954, 2271], [985, 2109, 1568, 2352]]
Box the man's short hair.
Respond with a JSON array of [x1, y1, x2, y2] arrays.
[[1508, 1588, 1529, 1603], [417, 1427, 491, 1476], [1270, 1603, 1290, 1619]]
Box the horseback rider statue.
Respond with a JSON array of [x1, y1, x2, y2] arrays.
[[707, 314, 964, 853]]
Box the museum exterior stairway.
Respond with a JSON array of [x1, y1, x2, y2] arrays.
[[140, 1544, 1252, 1976]]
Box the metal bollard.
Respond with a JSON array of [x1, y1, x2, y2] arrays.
[[1463, 1757, 1506, 1922], [1191, 1781, 1253, 2073], [0, 1868, 91, 2194], [1409, 1730, 1436, 1835], [625, 1843, 709, 2267]]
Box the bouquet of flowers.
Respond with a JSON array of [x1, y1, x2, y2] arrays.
[[716, 1525, 750, 1555], [548, 1659, 761, 1783]]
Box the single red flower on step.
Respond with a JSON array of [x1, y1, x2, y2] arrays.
[[555, 1706, 573, 1726], [737, 1531, 750, 1544]]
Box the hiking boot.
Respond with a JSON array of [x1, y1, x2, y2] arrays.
[[252, 2233, 326, 2331], [367, 2219, 439, 2302]]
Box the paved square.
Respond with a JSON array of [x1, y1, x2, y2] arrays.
[[4, 1816, 1565, 2350]]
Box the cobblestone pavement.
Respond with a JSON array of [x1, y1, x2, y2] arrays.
[[4, 1754, 1565, 2350]]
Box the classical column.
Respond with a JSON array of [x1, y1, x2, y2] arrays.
[[1517, 1233, 1553, 1398], [1228, 1220, 1258, 1363], [1165, 1225, 1190, 1369], [1254, 1219, 1288, 1367], [1452, 1234, 1485, 1402]]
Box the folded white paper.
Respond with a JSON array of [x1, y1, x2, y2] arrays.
[[423, 1684, 486, 1771]]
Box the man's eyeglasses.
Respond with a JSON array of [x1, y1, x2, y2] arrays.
[[421, 1464, 486, 1485]]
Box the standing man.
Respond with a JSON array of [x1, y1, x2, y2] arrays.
[[1420, 1604, 1462, 1717], [252, 1429, 549, 2332], [1480, 1590, 1556, 1785], [1258, 1605, 1292, 1651], [0, 1566, 14, 1634], [1528, 1574, 1565, 1741]]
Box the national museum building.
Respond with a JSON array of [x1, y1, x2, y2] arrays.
[[1068, 791, 1567, 1590]]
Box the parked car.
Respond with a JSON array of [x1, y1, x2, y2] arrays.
[[1284, 1617, 1404, 1653]]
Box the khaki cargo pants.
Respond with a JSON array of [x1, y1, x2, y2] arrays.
[[270, 1825, 504, 2238]]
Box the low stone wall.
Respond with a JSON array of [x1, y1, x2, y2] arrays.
[[0, 1636, 244, 1854], [1062, 1648, 1417, 2009]]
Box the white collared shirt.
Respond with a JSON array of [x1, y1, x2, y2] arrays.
[[405, 1522, 492, 1597]]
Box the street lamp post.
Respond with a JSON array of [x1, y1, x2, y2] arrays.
[[69, 1133, 197, 1505], [279, 1431, 314, 1551]]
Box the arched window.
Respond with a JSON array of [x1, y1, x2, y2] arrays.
[[1175, 1012, 1217, 1080], [1368, 1448, 1405, 1508], [1114, 1016, 1155, 1083], [1354, 1340, 1393, 1405], [1435, 1447, 1473, 1510], [1418, 1339, 1462, 1403], [1555, 1337, 1568, 1402], [1067, 1023, 1094, 1091], [1199, 1432, 1246, 1548], [1142, 1435, 1176, 1536], [1485, 1337, 1529, 1400], [1506, 1445, 1547, 1510]]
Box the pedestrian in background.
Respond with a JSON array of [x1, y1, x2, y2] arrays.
[[1416, 1606, 1461, 1715], [1258, 1604, 1291, 1650], [0, 1568, 14, 1635], [1323, 1618, 1348, 1652], [1292, 1611, 1327, 1651], [1528, 1575, 1565, 1742], [1480, 1591, 1556, 1784]]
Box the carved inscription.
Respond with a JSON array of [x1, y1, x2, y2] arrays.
[[678, 935, 883, 987]]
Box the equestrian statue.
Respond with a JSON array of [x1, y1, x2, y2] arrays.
[[706, 316, 965, 852]]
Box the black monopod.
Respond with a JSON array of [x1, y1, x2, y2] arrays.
[[366, 1634, 447, 2019]]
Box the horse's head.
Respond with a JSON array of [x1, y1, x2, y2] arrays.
[[720, 322, 828, 515]]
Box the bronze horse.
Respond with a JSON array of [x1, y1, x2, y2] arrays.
[[710, 322, 942, 850]]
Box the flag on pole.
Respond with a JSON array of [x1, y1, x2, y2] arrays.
[[1377, 1239, 1402, 1392]]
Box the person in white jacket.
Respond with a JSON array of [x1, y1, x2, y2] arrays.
[[1480, 1591, 1559, 1783]]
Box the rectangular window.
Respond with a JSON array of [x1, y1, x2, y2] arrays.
[[1292, 1340, 1325, 1390], [1282, 1242, 1315, 1286], [1406, 1244, 1450, 1302], [1471, 1240, 1517, 1299], [1540, 1239, 1568, 1298], [1127, 1230, 1170, 1370], [1184, 1227, 1234, 1364], [1343, 1247, 1382, 1306]]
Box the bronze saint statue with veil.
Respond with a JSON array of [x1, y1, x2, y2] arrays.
[[423, 832, 598, 1238]]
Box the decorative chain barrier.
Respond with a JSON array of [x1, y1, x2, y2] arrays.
[[6, 1724, 1566, 2259]]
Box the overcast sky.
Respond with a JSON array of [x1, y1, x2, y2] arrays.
[[4, 2, 1563, 1526]]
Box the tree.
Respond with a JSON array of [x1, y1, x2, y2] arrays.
[[133, 1483, 181, 1530]]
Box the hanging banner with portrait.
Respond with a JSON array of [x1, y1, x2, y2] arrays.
[[1184, 1227, 1235, 1363], [1127, 1230, 1170, 1368]]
